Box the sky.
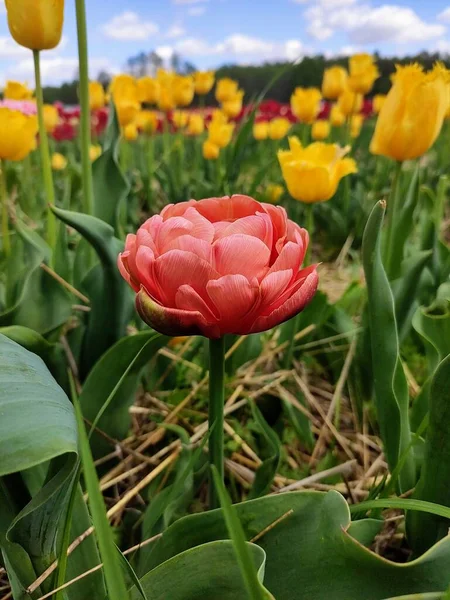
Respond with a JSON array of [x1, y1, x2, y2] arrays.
[[0, 0, 449, 86]]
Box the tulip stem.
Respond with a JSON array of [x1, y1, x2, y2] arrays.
[[0, 160, 10, 257], [33, 50, 57, 259], [208, 336, 225, 509], [75, 0, 95, 216], [383, 161, 403, 279], [305, 203, 314, 265], [146, 135, 154, 211]]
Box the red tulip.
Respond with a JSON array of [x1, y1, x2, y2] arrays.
[[52, 121, 76, 141], [118, 195, 318, 338]]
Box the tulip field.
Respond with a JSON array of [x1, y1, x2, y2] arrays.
[[1, 2, 450, 600]]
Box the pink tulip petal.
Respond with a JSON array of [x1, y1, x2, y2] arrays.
[[118, 252, 138, 291], [268, 241, 304, 277], [213, 234, 270, 280], [217, 213, 273, 249], [195, 195, 262, 222], [207, 274, 259, 332], [260, 269, 293, 307], [176, 284, 219, 320], [250, 269, 319, 333], [163, 234, 213, 263], [136, 228, 158, 257], [157, 217, 193, 253], [135, 246, 164, 302], [261, 204, 288, 243], [183, 207, 215, 242], [264, 264, 319, 313], [137, 287, 220, 338], [160, 200, 197, 220], [154, 249, 218, 306], [142, 214, 163, 239]]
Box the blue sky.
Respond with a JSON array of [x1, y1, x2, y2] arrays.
[[0, 0, 449, 86]]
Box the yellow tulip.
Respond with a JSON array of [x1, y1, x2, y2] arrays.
[[90, 144, 102, 162], [337, 88, 363, 117], [278, 137, 357, 204], [221, 90, 244, 118], [187, 113, 204, 136], [6, 0, 64, 51], [268, 117, 291, 140], [51, 152, 67, 170], [156, 69, 175, 86], [137, 110, 158, 135], [290, 87, 322, 124], [89, 81, 105, 111], [194, 71, 215, 95], [43, 104, 59, 133], [158, 86, 176, 112], [172, 110, 188, 129], [322, 66, 348, 100], [0, 108, 38, 161], [210, 109, 228, 124], [123, 122, 138, 142], [137, 77, 160, 105], [253, 121, 269, 141], [370, 63, 449, 161], [348, 53, 379, 95], [265, 184, 284, 204], [115, 100, 140, 127], [215, 78, 239, 103], [350, 114, 364, 139], [207, 119, 234, 148], [4, 81, 33, 101], [173, 76, 195, 107], [372, 94, 387, 114], [312, 120, 331, 141], [110, 74, 139, 104], [203, 139, 220, 160]]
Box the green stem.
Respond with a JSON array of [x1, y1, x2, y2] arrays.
[[33, 50, 57, 256], [146, 135, 154, 211], [383, 161, 403, 279], [208, 336, 225, 509], [75, 0, 94, 216], [0, 160, 10, 257]]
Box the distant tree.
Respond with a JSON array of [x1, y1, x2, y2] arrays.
[[97, 70, 112, 88]]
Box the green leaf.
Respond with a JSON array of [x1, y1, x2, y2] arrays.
[[362, 201, 414, 493], [134, 540, 268, 600], [79, 330, 168, 457], [142, 490, 450, 599], [346, 518, 383, 547], [51, 205, 133, 379], [248, 404, 281, 500]]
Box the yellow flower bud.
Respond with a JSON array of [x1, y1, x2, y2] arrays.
[[4, 81, 33, 101], [173, 76, 195, 107], [207, 119, 234, 148], [187, 113, 204, 136], [43, 104, 59, 133], [290, 87, 322, 124], [90, 144, 102, 162], [89, 82, 105, 111], [278, 137, 357, 204], [210, 109, 228, 124], [158, 86, 176, 112], [215, 78, 239, 103], [253, 121, 269, 141], [137, 77, 160, 105], [6, 0, 64, 51], [312, 120, 331, 141], [194, 71, 215, 96], [136, 110, 158, 135], [350, 114, 364, 139], [329, 104, 346, 127], [268, 117, 291, 140], [110, 75, 139, 104], [0, 108, 38, 161], [337, 88, 363, 117], [221, 90, 244, 118], [123, 122, 138, 142], [322, 66, 348, 100], [203, 139, 220, 160], [265, 184, 284, 204], [372, 94, 387, 115], [348, 54, 379, 95], [51, 152, 67, 170], [172, 110, 188, 129], [115, 100, 140, 127], [370, 63, 449, 161]]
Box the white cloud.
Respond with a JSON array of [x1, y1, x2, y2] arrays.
[[216, 34, 274, 55], [166, 23, 186, 38], [0, 37, 28, 59], [434, 39, 450, 54], [438, 7, 450, 23], [102, 11, 158, 41], [188, 6, 206, 16], [303, 1, 446, 45], [155, 45, 176, 61]]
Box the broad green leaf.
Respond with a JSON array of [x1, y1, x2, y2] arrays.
[[134, 541, 268, 600], [346, 518, 383, 547], [382, 595, 442, 600], [51, 206, 133, 379], [362, 201, 414, 492], [141, 490, 450, 600], [248, 403, 281, 500]]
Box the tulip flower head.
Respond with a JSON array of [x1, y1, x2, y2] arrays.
[[312, 120, 331, 141], [6, 0, 64, 51], [207, 119, 234, 148], [278, 137, 357, 204], [370, 63, 449, 161], [116, 100, 140, 127], [158, 86, 176, 113], [51, 152, 67, 171], [290, 87, 322, 124], [172, 110, 189, 129], [372, 94, 387, 115], [329, 104, 346, 127], [89, 81, 106, 111], [268, 117, 291, 140], [203, 139, 220, 160], [215, 78, 239, 103], [265, 184, 284, 204], [348, 54, 379, 95], [90, 144, 102, 162], [322, 66, 348, 100], [194, 71, 215, 96], [187, 113, 205, 136], [221, 90, 244, 119], [337, 88, 363, 117], [123, 122, 138, 142], [4, 81, 33, 101], [137, 77, 160, 105], [173, 76, 195, 107], [253, 121, 269, 141], [0, 108, 38, 161], [137, 110, 158, 135], [350, 114, 364, 139], [118, 194, 318, 338], [43, 104, 60, 133]]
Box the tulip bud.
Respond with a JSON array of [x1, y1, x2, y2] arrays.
[[322, 66, 348, 100], [6, 0, 65, 51], [337, 88, 363, 117], [221, 90, 244, 118], [253, 121, 269, 141], [215, 78, 239, 103], [0, 108, 38, 161], [89, 82, 105, 111], [90, 144, 102, 162], [268, 117, 291, 140], [43, 104, 60, 133], [348, 54, 379, 95], [329, 104, 346, 127], [207, 120, 234, 148], [194, 71, 215, 96], [372, 94, 387, 115], [290, 87, 322, 124], [203, 139, 220, 160], [51, 152, 67, 170], [4, 81, 33, 101], [187, 113, 204, 136], [123, 122, 138, 142], [312, 120, 331, 141]]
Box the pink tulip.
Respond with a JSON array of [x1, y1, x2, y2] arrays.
[[118, 195, 318, 338]]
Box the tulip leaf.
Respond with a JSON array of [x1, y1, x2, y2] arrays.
[[133, 541, 269, 600], [93, 103, 130, 232], [362, 201, 414, 493], [80, 329, 168, 457], [248, 403, 281, 500], [140, 489, 450, 599], [51, 205, 134, 379], [382, 595, 443, 600], [408, 354, 450, 555]]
